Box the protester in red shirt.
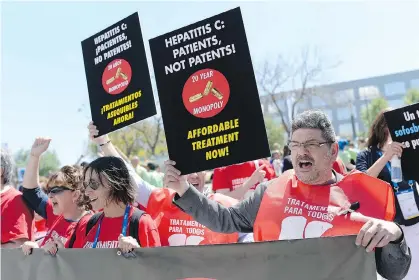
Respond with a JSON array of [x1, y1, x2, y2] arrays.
[[1, 149, 34, 248], [86, 122, 254, 247], [212, 160, 275, 200], [166, 110, 411, 280], [20, 138, 93, 255], [71, 156, 161, 251], [71, 126, 160, 253]]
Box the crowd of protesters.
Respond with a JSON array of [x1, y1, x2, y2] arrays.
[[1, 108, 417, 279]]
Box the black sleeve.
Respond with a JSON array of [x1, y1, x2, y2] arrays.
[[355, 150, 371, 172], [21, 187, 48, 219], [375, 236, 411, 280]]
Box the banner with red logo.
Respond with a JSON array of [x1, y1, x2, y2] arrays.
[[149, 7, 270, 174], [82, 12, 156, 136], [1, 236, 376, 280]]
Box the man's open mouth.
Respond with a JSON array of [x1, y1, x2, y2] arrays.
[[190, 183, 199, 188], [52, 202, 58, 207], [298, 161, 313, 168]]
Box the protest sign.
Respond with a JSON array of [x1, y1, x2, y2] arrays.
[[149, 7, 270, 174], [1, 236, 377, 280], [82, 12, 156, 136], [384, 103, 419, 180]]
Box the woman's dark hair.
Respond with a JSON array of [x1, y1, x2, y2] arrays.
[[366, 108, 391, 149], [83, 156, 136, 205], [47, 165, 92, 211]]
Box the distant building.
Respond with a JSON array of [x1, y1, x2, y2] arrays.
[[260, 69, 419, 138]]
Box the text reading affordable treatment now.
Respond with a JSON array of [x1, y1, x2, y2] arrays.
[[164, 20, 236, 75], [93, 23, 132, 65], [187, 119, 239, 160]]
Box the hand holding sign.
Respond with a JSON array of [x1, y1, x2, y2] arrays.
[[88, 121, 110, 146], [118, 234, 140, 255], [382, 142, 404, 160], [21, 241, 39, 256], [350, 212, 402, 252], [164, 160, 189, 196]]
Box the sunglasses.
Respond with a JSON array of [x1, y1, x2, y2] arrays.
[[46, 186, 74, 195], [83, 180, 101, 190]]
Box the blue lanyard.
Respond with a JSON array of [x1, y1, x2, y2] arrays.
[[92, 205, 131, 248], [376, 151, 413, 190]]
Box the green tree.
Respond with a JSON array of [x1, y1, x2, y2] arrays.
[[107, 127, 143, 159], [404, 89, 419, 105], [131, 116, 167, 157], [14, 149, 61, 177], [14, 149, 30, 168], [361, 97, 389, 130], [87, 117, 167, 159], [39, 151, 61, 176], [264, 117, 285, 150]]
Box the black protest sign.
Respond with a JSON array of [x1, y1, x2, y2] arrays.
[[149, 7, 270, 174], [384, 102, 419, 180], [82, 12, 156, 136]]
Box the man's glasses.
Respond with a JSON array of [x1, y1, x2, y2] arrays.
[[288, 140, 333, 151], [46, 186, 73, 195]]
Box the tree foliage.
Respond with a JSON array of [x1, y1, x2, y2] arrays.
[[87, 117, 167, 160], [264, 117, 285, 150], [258, 46, 339, 136], [361, 97, 389, 130], [14, 149, 61, 177], [404, 89, 419, 105]]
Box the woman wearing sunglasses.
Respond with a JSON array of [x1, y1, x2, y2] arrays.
[[71, 154, 161, 252], [20, 138, 93, 255]]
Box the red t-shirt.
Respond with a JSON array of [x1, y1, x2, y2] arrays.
[[1, 187, 34, 243], [35, 219, 47, 232], [212, 160, 276, 197], [44, 200, 59, 229], [147, 188, 239, 246], [41, 211, 92, 248], [40, 200, 92, 247], [34, 219, 48, 241], [333, 159, 347, 175], [73, 206, 160, 248]]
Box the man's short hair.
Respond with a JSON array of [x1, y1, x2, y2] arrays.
[[1, 149, 14, 185], [291, 110, 336, 143]]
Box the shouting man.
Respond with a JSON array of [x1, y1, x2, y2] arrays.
[[165, 110, 411, 280]]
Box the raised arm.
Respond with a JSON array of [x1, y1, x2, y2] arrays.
[[216, 165, 267, 200], [356, 142, 403, 178], [165, 160, 263, 234], [21, 138, 51, 218], [23, 138, 51, 189]]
